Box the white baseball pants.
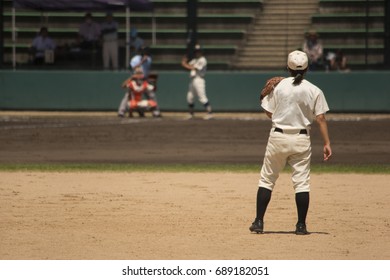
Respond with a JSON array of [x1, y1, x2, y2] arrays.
[[259, 129, 312, 193], [187, 76, 208, 105], [118, 92, 129, 116]]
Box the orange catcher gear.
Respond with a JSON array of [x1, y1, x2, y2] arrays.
[[126, 79, 157, 110]]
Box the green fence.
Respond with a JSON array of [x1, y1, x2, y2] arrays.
[[1, 70, 389, 112]]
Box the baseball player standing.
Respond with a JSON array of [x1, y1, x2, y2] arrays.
[[250, 50, 332, 235], [181, 44, 213, 120]]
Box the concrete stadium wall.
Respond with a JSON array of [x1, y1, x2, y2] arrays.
[[1, 70, 389, 112]]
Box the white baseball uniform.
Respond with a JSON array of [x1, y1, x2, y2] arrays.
[[186, 56, 208, 105], [260, 77, 329, 193]]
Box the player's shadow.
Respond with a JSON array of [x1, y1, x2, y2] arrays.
[[253, 230, 330, 235]]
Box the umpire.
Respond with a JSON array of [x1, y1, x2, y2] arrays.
[[250, 50, 332, 235]]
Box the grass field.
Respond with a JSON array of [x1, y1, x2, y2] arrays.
[[1, 163, 390, 173]]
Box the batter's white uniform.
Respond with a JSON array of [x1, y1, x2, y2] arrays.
[[186, 56, 208, 105], [260, 77, 329, 193]]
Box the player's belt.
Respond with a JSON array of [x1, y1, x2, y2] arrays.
[[274, 127, 307, 135]]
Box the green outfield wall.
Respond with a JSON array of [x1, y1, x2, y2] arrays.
[[0, 70, 389, 112]]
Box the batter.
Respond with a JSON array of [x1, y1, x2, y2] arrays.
[[181, 44, 213, 120], [250, 50, 332, 235]]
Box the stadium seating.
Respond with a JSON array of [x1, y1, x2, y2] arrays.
[[234, 0, 321, 70], [313, 0, 385, 69], [1, 0, 262, 70], [2, 0, 385, 70]]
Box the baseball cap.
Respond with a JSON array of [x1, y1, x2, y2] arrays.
[[287, 50, 308, 70]]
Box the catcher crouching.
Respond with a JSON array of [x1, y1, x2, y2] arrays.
[[121, 70, 159, 118]]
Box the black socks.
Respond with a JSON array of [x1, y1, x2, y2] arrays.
[[256, 188, 310, 225], [295, 192, 310, 224], [256, 187, 272, 221]]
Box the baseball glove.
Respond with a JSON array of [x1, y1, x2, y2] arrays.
[[260, 76, 285, 101]]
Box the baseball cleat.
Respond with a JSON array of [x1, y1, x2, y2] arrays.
[[203, 113, 213, 120], [185, 114, 194, 120], [295, 223, 310, 235], [249, 219, 264, 234]]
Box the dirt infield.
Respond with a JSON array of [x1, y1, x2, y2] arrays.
[[1, 172, 390, 260], [1, 112, 390, 260], [1, 111, 390, 165]]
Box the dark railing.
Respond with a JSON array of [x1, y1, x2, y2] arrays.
[[365, 0, 369, 67], [0, 0, 4, 68], [385, 0, 390, 68]]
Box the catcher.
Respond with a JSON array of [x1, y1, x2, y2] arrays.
[[121, 69, 159, 118]]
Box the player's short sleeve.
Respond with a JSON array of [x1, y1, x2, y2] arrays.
[[314, 89, 330, 116], [261, 91, 276, 113]]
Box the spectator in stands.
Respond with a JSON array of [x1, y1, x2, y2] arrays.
[[326, 49, 350, 72], [30, 27, 56, 65], [78, 12, 101, 50], [101, 11, 119, 70], [129, 27, 144, 55], [302, 29, 323, 71]]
